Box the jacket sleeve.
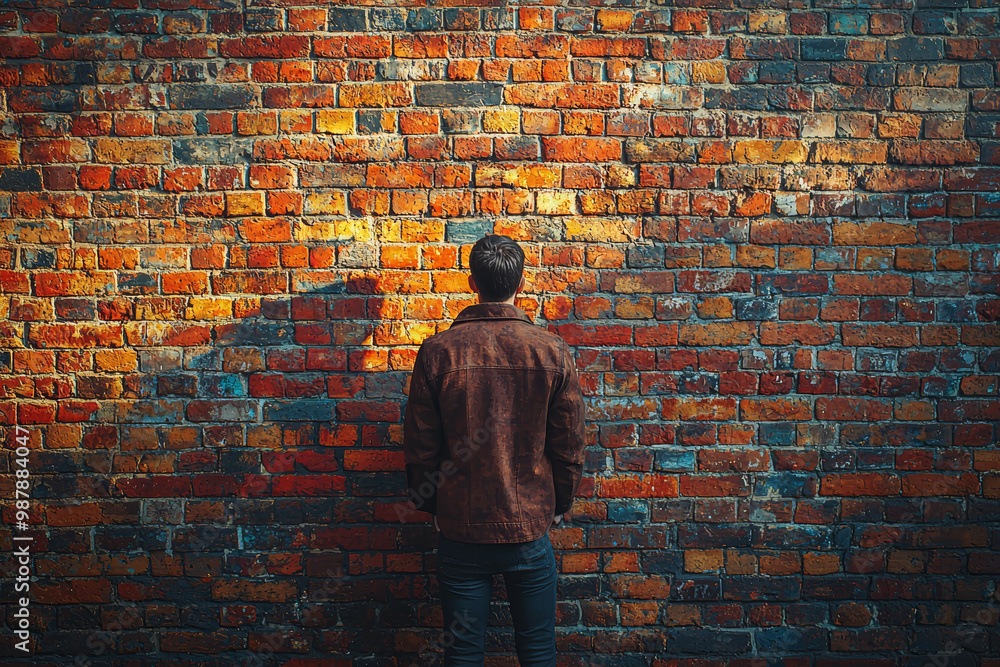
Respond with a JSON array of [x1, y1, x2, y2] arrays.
[[545, 341, 587, 516], [402, 342, 445, 516]]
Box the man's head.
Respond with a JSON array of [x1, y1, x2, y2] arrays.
[[468, 234, 525, 304]]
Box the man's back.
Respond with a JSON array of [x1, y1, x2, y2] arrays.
[[403, 301, 587, 543]]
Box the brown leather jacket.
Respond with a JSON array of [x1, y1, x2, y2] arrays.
[[402, 301, 587, 543]]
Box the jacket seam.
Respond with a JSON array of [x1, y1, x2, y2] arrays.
[[439, 517, 549, 526], [427, 364, 562, 383], [451, 316, 533, 324]]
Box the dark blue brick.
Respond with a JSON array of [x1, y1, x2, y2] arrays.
[[800, 576, 868, 600], [445, 219, 493, 244], [961, 63, 994, 87], [704, 86, 768, 110], [801, 38, 847, 60], [414, 82, 504, 107], [186, 347, 221, 370], [912, 628, 989, 654], [938, 300, 978, 322], [118, 272, 158, 294], [201, 374, 246, 398], [21, 247, 56, 269], [366, 372, 405, 398], [967, 114, 1000, 137], [0, 167, 42, 192], [678, 524, 752, 548], [641, 548, 684, 574], [829, 12, 867, 35], [759, 61, 796, 84], [215, 321, 294, 347], [607, 500, 648, 523], [757, 273, 829, 295], [726, 575, 802, 600], [677, 374, 718, 395], [856, 193, 905, 217], [177, 606, 218, 631], [219, 450, 259, 474], [758, 423, 796, 446], [73, 63, 96, 84], [735, 297, 778, 320], [357, 111, 390, 135], [797, 62, 830, 84], [970, 498, 1000, 521], [654, 449, 695, 472], [758, 525, 834, 549], [586, 658, 657, 667], [626, 243, 663, 267], [753, 473, 817, 499], [12, 87, 79, 112], [670, 577, 721, 601], [887, 37, 944, 61], [327, 8, 367, 31], [170, 84, 255, 110], [443, 8, 479, 31], [667, 628, 753, 654], [557, 575, 600, 599], [263, 400, 336, 421], [867, 64, 895, 86], [913, 11, 955, 34], [243, 527, 300, 550], [173, 526, 238, 551], [857, 447, 895, 469], [370, 8, 405, 31], [407, 8, 441, 31], [244, 9, 282, 32], [756, 627, 827, 653], [33, 451, 84, 474]]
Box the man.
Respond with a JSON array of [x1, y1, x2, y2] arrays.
[[402, 234, 587, 666]]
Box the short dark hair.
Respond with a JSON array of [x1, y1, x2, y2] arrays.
[[469, 234, 524, 302]]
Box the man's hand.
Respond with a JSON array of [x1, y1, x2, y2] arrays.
[[551, 513, 563, 527], [433, 515, 440, 532]]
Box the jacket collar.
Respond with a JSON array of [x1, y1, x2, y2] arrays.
[[453, 301, 533, 325]]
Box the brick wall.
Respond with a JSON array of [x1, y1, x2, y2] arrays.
[[1, 0, 999, 663]]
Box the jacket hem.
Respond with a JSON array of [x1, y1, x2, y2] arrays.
[[437, 514, 553, 544]]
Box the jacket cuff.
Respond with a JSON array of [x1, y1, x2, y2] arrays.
[[406, 465, 439, 516], [409, 489, 437, 516]]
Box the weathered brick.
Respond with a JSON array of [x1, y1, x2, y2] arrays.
[[93, 139, 169, 164], [624, 138, 697, 163], [733, 140, 808, 164], [894, 88, 968, 112], [7, 6, 993, 661], [889, 140, 980, 166], [414, 82, 504, 108]]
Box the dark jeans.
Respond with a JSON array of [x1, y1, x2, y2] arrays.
[[435, 530, 557, 666]]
